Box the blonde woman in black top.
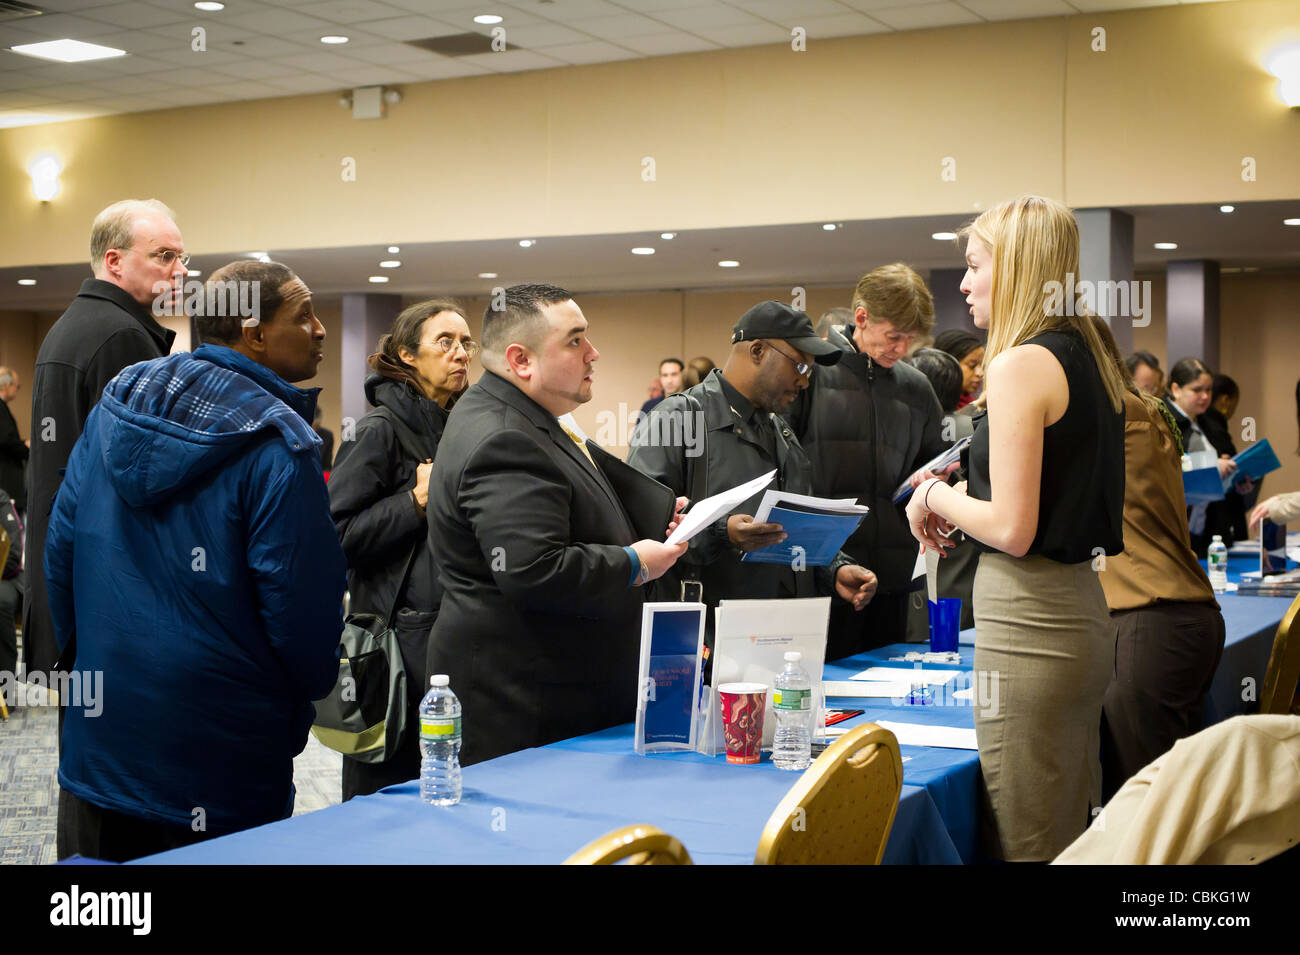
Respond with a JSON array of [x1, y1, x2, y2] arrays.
[[905, 196, 1126, 861]]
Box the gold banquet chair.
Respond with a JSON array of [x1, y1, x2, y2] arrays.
[[1260, 591, 1300, 715], [754, 723, 903, 865], [563, 824, 694, 865]]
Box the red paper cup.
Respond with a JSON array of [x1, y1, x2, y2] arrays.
[[718, 682, 768, 765]]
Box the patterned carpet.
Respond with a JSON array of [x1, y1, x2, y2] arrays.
[[0, 681, 343, 865]]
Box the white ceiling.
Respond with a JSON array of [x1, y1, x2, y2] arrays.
[[3, 199, 1297, 311], [0, 0, 1244, 128]]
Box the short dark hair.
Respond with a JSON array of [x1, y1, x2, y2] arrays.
[[196, 260, 297, 345], [1168, 357, 1211, 390], [904, 347, 963, 414], [1125, 349, 1161, 377], [482, 283, 572, 356], [932, 329, 982, 362], [1211, 374, 1238, 404], [659, 358, 684, 372]]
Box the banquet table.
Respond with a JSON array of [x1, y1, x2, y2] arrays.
[[136, 556, 1291, 866]]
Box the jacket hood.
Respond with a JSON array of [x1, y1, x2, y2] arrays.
[[364, 372, 449, 439], [827, 323, 894, 376], [95, 344, 321, 507]]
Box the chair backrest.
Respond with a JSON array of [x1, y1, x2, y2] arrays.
[[563, 824, 694, 865], [754, 722, 903, 865], [1260, 591, 1300, 715]]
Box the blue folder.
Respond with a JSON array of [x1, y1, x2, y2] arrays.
[[740, 506, 865, 566]]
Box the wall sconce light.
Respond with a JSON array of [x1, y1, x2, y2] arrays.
[[29, 153, 62, 201], [1265, 45, 1300, 108]]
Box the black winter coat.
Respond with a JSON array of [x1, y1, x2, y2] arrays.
[[329, 373, 448, 620], [0, 400, 27, 511], [24, 278, 174, 677]]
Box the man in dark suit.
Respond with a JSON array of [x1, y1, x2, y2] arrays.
[[426, 283, 687, 766], [25, 199, 183, 685], [0, 368, 27, 513]]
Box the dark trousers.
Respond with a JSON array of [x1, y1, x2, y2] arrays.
[[826, 589, 908, 661], [57, 787, 218, 863], [1101, 600, 1226, 802], [0, 577, 17, 704]]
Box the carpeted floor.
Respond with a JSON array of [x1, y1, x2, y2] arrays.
[[0, 685, 343, 865]]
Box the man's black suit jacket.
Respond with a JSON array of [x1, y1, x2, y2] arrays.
[[426, 371, 644, 766]]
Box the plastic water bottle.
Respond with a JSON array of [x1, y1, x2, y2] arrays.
[[1207, 535, 1229, 594], [419, 675, 462, 805], [773, 651, 812, 771]]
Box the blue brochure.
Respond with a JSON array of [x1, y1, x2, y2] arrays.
[[740, 505, 865, 566], [1222, 439, 1282, 491], [635, 603, 706, 754]]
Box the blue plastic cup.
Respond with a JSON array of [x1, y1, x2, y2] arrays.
[[928, 598, 961, 654]]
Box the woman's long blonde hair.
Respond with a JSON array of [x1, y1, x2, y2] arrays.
[[959, 195, 1125, 413]]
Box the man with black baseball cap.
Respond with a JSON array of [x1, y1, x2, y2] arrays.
[[628, 301, 878, 656]]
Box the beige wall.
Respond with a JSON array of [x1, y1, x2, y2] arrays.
[[2, 0, 1298, 269]]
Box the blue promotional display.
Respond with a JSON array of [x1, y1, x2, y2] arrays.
[[634, 603, 706, 754]]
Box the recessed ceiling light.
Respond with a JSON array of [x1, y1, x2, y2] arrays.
[[1219, 205, 1235, 213], [387, 246, 399, 253], [379, 260, 401, 268], [1243, 266, 1260, 272], [631, 247, 655, 255], [187, 269, 201, 277], [245, 251, 270, 262], [1220, 267, 1242, 274], [932, 232, 958, 241], [17, 279, 36, 286], [519, 239, 534, 247], [660, 232, 675, 240], [718, 260, 739, 268], [368, 275, 389, 283], [822, 223, 837, 231], [1154, 242, 1178, 250], [194, 1, 224, 10], [321, 35, 349, 44], [474, 14, 504, 24], [11, 39, 126, 63], [478, 272, 498, 279], [1285, 218, 1300, 226]]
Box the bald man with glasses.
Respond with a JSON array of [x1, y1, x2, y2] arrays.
[[25, 199, 181, 692]]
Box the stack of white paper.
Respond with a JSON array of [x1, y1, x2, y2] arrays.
[[874, 720, 978, 750]]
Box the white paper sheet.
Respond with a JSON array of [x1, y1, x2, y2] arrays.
[[875, 720, 978, 750], [823, 680, 909, 698], [751, 489, 867, 523], [850, 666, 959, 687], [667, 469, 776, 544]]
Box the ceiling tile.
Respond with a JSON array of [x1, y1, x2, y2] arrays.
[[0, 92, 59, 109], [490, 21, 594, 48], [612, 0, 710, 11], [392, 56, 490, 79], [40, 82, 120, 100], [277, 50, 369, 70], [740, 0, 853, 20], [93, 73, 174, 94], [652, 4, 770, 30], [202, 80, 292, 99], [531, 40, 640, 64], [90, 52, 189, 74], [223, 8, 342, 33], [1064, 0, 1173, 10], [960, 0, 1075, 19], [615, 32, 721, 55], [144, 86, 239, 107], [336, 41, 450, 65], [75, 29, 183, 54], [32, 0, 122, 11], [361, 15, 464, 40], [292, 0, 416, 24], [691, 22, 791, 46], [214, 35, 319, 57], [563, 13, 681, 40], [149, 46, 247, 67], [796, 12, 892, 36], [210, 59, 309, 80], [166, 67, 256, 87], [455, 49, 567, 72], [0, 50, 38, 72], [78, 2, 193, 30], [867, 2, 982, 29], [11, 13, 129, 39], [141, 21, 259, 44], [327, 64, 426, 85], [429, 4, 549, 30], [527, 0, 629, 19], [260, 72, 350, 92], [0, 24, 56, 48], [378, 0, 518, 11]]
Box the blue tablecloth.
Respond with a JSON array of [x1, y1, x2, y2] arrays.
[[135, 564, 1289, 866]]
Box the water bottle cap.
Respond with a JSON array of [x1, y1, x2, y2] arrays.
[[784, 651, 801, 662], [1212, 535, 1223, 542], [430, 674, 449, 687]]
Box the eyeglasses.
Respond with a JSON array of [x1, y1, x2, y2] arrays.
[[123, 248, 191, 268], [432, 337, 480, 359], [764, 341, 811, 377]]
